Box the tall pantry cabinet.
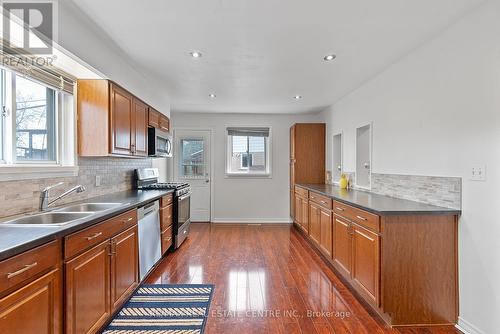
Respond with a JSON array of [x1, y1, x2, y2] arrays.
[[289, 123, 326, 220]]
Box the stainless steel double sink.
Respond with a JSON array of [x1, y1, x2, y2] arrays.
[[1, 203, 124, 227]]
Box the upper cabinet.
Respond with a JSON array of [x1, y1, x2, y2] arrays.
[[77, 79, 169, 157]]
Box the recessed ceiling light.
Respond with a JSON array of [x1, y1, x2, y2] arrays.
[[209, 93, 216, 98], [294, 95, 303, 100], [323, 54, 336, 61], [190, 51, 202, 58]]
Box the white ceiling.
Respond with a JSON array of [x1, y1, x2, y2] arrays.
[[70, 0, 483, 114]]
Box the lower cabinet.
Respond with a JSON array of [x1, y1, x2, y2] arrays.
[[351, 224, 379, 306], [333, 215, 352, 278], [300, 196, 309, 233], [65, 240, 111, 334], [308, 202, 321, 245], [319, 208, 332, 257], [111, 226, 139, 312], [0, 268, 61, 334]]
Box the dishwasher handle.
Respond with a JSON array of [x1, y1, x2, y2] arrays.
[[138, 200, 159, 220]]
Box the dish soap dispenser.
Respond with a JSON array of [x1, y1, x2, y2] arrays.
[[339, 174, 348, 189]]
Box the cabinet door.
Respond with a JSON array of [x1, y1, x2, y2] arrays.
[[294, 195, 302, 227], [159, 115, 170, 132], [65, 240, 111, 334], [290, 190, 295, 220], [319, 208, 333, 258], [309, 202, 321, 244], [0, 269, 61, 334], [301, 198, 309, 233], [110, 84, 134, 155], [352, 224, 379, 306], [333, 216, 352, 278], [133, 99, 148, 156], [111, 226, 139, 312], [148, 108, 160, 128]]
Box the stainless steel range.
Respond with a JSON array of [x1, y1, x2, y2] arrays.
[[136, 168, 191, 249]]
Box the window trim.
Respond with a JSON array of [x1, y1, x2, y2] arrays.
[[225, 126, 272, 178], [0, 67, 77, 180]]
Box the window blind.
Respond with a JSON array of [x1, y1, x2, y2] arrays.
[[0, 39, 75, 94], [227, 127, 270, 137]]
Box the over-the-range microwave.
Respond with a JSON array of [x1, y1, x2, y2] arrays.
[[148, 127, 172, 157]]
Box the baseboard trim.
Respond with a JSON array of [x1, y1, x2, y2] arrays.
[[211, 218, 292, 224], [456, 317, 485, 334]]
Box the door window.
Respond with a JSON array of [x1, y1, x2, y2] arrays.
[[180, 139, 205, 178]]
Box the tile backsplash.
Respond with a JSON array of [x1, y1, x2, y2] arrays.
[[0, 157, 151, 218], [371, 173, 462, 209]]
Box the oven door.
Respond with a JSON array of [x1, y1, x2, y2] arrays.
[[176, 192, 191, 248]]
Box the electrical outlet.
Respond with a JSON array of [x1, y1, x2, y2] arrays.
[[471, 166, 486, 181], [95, 175, 101, 187]]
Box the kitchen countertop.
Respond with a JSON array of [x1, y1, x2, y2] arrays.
[[296, 184, 461, 216], [0, 189, 174, 262]]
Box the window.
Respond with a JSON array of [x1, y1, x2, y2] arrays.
[[180, 138, 205, 178], [226, 127, 271, 176], [0, 66, 76, 178]]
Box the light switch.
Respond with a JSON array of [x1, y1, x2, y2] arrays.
[[471, 166, 486, 181]]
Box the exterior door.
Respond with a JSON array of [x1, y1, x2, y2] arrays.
[[110, 84, 133, 155], [174, 129, 211, 222]]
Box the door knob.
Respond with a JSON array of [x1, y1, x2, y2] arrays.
[[205, 179, 210, 183]]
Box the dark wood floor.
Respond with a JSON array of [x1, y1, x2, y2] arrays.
[[146, 223, 462, 334]]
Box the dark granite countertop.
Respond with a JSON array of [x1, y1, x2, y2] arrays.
[[296, 184, 461, 216], [0, 189, 174, 261]]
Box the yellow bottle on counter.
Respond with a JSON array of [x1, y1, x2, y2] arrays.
[[339, 174, 348, 189]]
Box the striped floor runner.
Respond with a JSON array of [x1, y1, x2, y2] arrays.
[[102, 284, 214, 334]]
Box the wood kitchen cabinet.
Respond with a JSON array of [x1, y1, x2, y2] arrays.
[[308, 202, 321, 245], [352, 224, 379, 306], [289, 123, 325, 218], [149, 106, 170, 133], [160, 194, 173, 255], [65, 240, 111, 334], [64, 209, 139, 334], [319, 208, 333, 258], [0, 269, 61, 334], [78, 79, 152, 157], [333, 215, 352, 278], [110, 226, 139, 312]]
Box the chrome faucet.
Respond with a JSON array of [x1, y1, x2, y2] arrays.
[[39, 182, 86, 211]]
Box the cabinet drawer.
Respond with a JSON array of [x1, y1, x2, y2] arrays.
[[309, 191, 332, 209], [294, 186, 308, 198], [333, 201, 380, 232], [160, 204, 173, 232], [0, 240, 60, 295], [161, 226, 173, 255], [161, 194, 173, 207], [65, 209, 137, 259]]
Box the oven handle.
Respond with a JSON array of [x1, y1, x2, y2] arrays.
[[178, 193, 191, 202]]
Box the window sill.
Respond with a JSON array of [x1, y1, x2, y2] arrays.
[[0, 165, 79, 181], [225, 172, 272, 179]]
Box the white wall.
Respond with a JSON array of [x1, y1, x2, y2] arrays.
[[58, 1, 171, 115], [319, 1, 500, 333], [171, 112, 320, 223]]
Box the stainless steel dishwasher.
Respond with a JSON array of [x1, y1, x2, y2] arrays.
[[137, 200, 161, 280]]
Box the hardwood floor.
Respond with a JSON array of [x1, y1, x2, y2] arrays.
[[146, 223, 462, 334]]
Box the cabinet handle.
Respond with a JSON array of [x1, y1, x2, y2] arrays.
[[7, 262, 38, 279], [124, 217, 133, 223], [86, 232, 102, 241], [321, 200, 327, 204], [356, 215, 367, 221], [336, 207, 345, 211]]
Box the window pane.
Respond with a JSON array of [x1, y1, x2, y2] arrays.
[[15, 76, 56, 161], [248, 136, 265, 171], [181, 139, 204, 178]]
